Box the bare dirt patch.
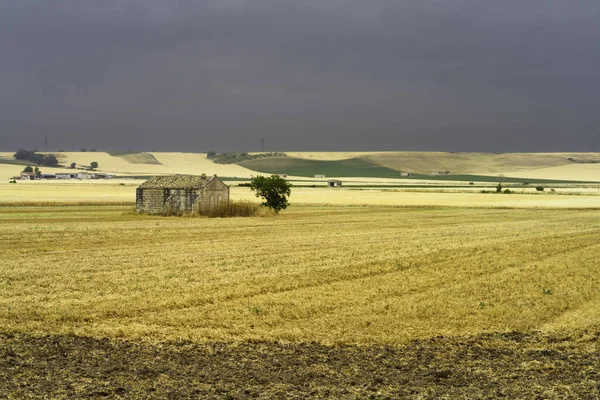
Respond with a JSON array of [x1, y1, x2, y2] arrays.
[[1, 331, 599, 399]]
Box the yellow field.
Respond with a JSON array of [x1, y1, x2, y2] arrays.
[[1, 205, 600, 346], [496, 163, 600, 182], [0, 152, 257, 180], [4, 151, 600, 182], [1, 182, 599, 208], [367, 152, 590, 174], [291, 151, 600, 180]]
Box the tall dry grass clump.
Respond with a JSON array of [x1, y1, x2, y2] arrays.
[[199, 199, 260, 218]]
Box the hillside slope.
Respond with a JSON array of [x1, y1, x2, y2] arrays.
[[292, 151, 600, 176], [0, 152, 257, 180], [1, 151, 599, 181], [238, 157, 400, 178]]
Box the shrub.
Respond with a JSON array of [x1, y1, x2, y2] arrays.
[[503, 189, 512, 194], [496, 183, 502, 193], [536, 186, 544, 192]]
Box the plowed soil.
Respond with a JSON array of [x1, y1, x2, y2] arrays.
[[2, 331, 599, 399]]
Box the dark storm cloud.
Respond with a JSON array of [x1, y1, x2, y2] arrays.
[[1, 0, 599, 152]]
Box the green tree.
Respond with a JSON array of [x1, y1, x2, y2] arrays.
[[42, 154, 58, 167], [206, 150, 217, 158], [22, 165, 33, 173], [34, 166, 41, 176], [90, 161, 98, 170], [249, 175, 291, 214], [70, 162, 76, 169]]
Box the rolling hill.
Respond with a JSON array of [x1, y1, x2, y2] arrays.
[[0, 151, 598, 182]]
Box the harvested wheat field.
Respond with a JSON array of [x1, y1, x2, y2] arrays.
[[2, 203, 600, 398], [2, 182, 600, 209]]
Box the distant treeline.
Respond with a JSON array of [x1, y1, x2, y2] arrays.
[[207, 151, 286, 164], [14, 149, 59, 167]]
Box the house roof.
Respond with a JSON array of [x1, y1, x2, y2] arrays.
[[138, 174, 214, 189]]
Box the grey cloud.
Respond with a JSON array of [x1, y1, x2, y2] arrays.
[[1, 0, 599, 152]]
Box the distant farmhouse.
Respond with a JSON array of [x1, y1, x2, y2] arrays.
[[136, 174, 229, 215], [17, 172, 114, 180], [328, 179, 342, 187], [20, 172, 35, 180]]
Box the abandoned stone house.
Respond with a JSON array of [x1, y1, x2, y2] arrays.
[[136, 174, 229, 214]]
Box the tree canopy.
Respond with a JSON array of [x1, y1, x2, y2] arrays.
[[249, 175, 291, 214], [14, 149, 59, 167]]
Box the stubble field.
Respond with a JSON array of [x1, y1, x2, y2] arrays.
[[2, 202, 600, 398]]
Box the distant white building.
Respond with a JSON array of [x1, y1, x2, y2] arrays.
[[314, 174, 326, 179], [77, 172, 92, 179], [20, 172, 35, 180]]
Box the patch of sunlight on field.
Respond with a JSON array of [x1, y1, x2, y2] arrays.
[[1, 182, 599, 208], [291, 151, 600, 176], [232, 187, 600, 208], [500, 164, 600, 182], [0, 182, 135, 204], [149, 152, 255, 177], [1, 205, 600, 345], [367, 152, 577, 174], [0, 152, 257, 178]]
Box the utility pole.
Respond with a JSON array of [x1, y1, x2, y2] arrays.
[[44, 136, 48, 149], [261, 137, 264, 152]]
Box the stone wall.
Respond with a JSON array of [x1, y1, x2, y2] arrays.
[[136, 177, 230, 215], [136, 188, 202, 214], [197, 179, 230, 213]]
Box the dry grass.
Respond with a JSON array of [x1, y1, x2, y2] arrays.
[[1, 182, 599, 208], [366, 152, 574, 174], [1, 205, 600, 345], [234, 186, 600, 208], [0, 182, 137, 204], [496, 163, 600, 182]]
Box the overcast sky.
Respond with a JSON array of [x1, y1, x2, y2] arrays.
[[1, 0, 599, 152]]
